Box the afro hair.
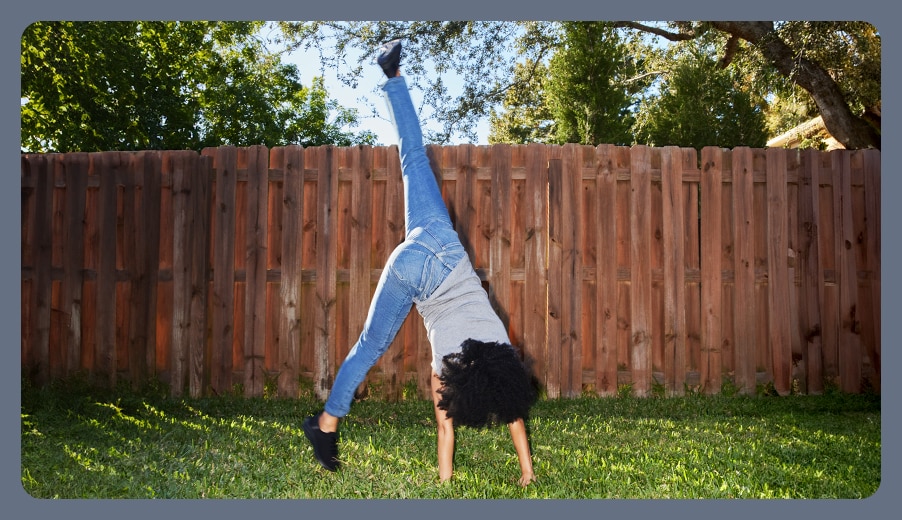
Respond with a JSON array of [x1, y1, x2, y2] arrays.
[[436, 339, 537, 428]]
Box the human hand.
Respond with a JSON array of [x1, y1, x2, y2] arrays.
[[518, 472, 536, 487]]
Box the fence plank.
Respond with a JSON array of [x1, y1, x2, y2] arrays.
[[661, 147, 686, 396], [861, 149, 881, 391], [60, 154, 88, 377], [273, 146, 304, 398], [190, 154, 212, 397], [731, 148, 756, 394], [169, 152, 188, 395], [798, 150, 824, 394], [26, 155, 53, 385], [558, 145, 582, 396], [95, 152, 120, 387], [490, 144, 513, 334], [207, 146, 237, 395], [700, 147, 723, 393], [683, 148, 701, 390], [314, 147, 339, 400], [120, 153, 140, 387], [546, 157, 563, 398], [630, 146, 653, 396], [766, 149, 792, 395], [834, 150, 861, 393], [348, 146, 378, 396], [524, 143, 548, 388], [595, 145, 618, 395], [243, 146, 269, 397], [141, 152, 162, 383]]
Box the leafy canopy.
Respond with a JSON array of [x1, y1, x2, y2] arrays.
[[21, 21, 375, 153]]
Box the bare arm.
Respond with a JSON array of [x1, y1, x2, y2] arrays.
[[508, 418, 535, 486], [431, 371, 455, 482]]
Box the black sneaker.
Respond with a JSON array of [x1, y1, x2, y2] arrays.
[[303, 414, 339, 471], [376, 39, 402, 79]]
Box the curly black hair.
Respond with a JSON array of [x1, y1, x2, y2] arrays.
[[436, 339, 537, 428]]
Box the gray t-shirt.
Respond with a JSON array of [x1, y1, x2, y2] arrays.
[[415, 255, 511, 374]]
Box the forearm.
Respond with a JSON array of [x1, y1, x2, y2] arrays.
[[508, 418, 535, 486], [436, 423, 454, 482]]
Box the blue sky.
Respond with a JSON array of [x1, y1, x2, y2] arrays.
[[286, 39, 492, 146]]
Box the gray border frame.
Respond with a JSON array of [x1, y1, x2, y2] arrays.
[[5, 2, 896, 517]]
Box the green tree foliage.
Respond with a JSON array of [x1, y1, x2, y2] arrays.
[[21, 21, 375, 153], [278, 21, 879, 149], [633, 37, 769, 150], [544, 22, 640, 146], [487, 62, 555, 144], [750, 21, 881, 138]]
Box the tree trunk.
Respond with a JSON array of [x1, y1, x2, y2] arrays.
[[711, 21, 880, 150]]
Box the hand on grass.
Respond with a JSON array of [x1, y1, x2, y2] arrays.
[[518, 472, 536, 487]]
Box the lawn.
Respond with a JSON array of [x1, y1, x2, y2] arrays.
[[20, 378, 880, 499]]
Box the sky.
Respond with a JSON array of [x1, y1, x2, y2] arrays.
[[285, 37, 493, 146]]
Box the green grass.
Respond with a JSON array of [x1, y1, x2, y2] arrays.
[[21, 378, 880, 499]]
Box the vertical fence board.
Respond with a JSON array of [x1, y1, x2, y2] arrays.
[[682, 148, 701, 389], [559, 145, 582, 396], [524, 143, 548, 388], [190, 155, 212, 397], [119, 154, 140, 386], [732, 148, 756, 394], [661, 147, 686, 396], [27, 155, 53, 385], [348, 146, 378, 395], [861, 150, 881, 391], [169, 152, 189, 395], [835, 151, 861, 393], [595, 145, 618, 395], [799, 150, 824, 394], [207, 146, 237, 395], [60, 154, 88, 377], [766, 149, 792, 395], [314, 147, 339, 400], [490, 144, 512, 332], [700, 147, 723, 393], [95, 152, 120, 387], [275, 146, 305, 397], [546, 157, 563, 398], [242, 146, 269, 397], [629, 146, 653, 396]]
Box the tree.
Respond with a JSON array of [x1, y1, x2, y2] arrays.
[[543, 22, 640, 146], [616, 21, 880, 149], [487, 62, 555, 144], [21, 21, 375, 153], [633, 35, 769, 150], [279, 21, 879, 149]]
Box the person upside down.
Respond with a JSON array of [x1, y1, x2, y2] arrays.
[[302, 39, 537, 487]]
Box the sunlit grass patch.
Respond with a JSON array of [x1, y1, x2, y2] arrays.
[[21, 378, 880, 499]]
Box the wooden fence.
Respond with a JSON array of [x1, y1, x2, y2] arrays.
[[20, 144, 881, 400]]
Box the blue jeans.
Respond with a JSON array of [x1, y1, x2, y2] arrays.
[[324, 77, 466, 417]]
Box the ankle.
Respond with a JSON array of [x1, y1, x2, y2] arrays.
[[318, 412, 339, 433]]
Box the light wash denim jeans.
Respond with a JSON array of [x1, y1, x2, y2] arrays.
[[324, 77, 466, 417]]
